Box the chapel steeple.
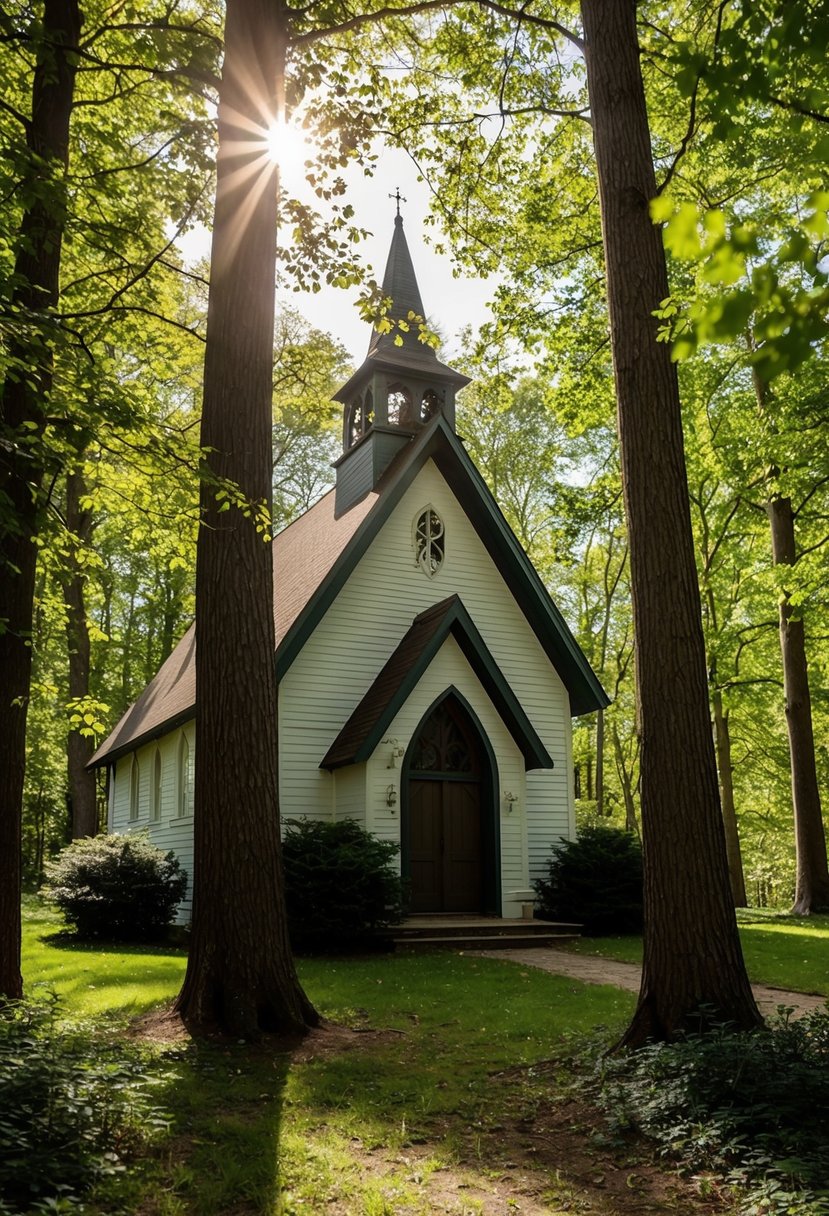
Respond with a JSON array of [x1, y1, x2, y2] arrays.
[[333, 210, 470, 455]]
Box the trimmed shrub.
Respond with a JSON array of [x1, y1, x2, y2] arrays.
[[281, 818, 404, 953], [533, 823, 643, 935], [44, 833, 187, 941], [0, 997, 169, 1211]]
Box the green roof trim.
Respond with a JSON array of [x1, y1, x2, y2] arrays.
[[321, 594, 555, 771]]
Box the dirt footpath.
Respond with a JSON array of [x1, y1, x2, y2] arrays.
[[478, 947, 829, 1018]]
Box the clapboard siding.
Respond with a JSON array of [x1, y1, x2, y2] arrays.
[[331, 764, 365, 825], [362, 635, 528, 912], [279, 459, 574, 886], [109, 457, 577, 921], [111, 724, 194, 923]]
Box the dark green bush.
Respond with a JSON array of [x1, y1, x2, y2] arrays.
[[0, 998, 169, 1212], [533, 823, 643, 935], [596, 1010, 829, 1215], [281, 818, 404, 953], [44, 833, 187, 941]]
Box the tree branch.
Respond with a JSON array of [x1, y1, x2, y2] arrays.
[[293, 0, 583, 51], [769, 95, 829, 125]]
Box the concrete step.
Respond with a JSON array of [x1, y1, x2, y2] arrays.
[[392, 918, 580, 938], [384, 917, 582, 951], [393, 932, 581, 952]]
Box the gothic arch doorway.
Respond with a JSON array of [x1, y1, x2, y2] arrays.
[[402, 690, 500, 915]]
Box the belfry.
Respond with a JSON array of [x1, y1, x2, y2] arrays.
[[332, 213, 469, 515]]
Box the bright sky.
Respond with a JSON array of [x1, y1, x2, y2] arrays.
[[175, 142, 497, 369]]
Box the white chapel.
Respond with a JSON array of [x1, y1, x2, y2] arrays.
[[90, 214, 608, 923]]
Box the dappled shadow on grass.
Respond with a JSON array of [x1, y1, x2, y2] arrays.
[[40, 928, 187, 956], [103, 1014, 398, 1216], [90, 1026, 294, 1216], [24, 930, 188, 1018], [288, 954, 633, 1162]]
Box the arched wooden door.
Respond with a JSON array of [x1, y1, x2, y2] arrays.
[[403, 693, 497, 914]]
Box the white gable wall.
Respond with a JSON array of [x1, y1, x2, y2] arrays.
[[109, 457, 577, 921], [363, 634, 529, 915], [279, 458, 575, 888]]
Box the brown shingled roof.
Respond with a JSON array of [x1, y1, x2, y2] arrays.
[[89, 486, 378, 768]]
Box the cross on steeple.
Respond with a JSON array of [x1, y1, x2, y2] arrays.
[[389, 187, 406, 217]]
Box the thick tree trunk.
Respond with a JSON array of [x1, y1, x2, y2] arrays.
[[711, 688, 747, 907], [61, 469, 99, 838], [766, 496, 829, 912], [174, 0, 317, 1037], [580, 0, 761, 1042], [0, 0, 80, 1002]]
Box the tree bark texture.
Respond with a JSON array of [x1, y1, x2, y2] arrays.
[[711, 688, 747, 907], [0, 0, 80, 1002], [61, 469, 99, 838], [580, 0, 761, 1042], [765, 495, 829, 912], [174, 0, 318, 1036]]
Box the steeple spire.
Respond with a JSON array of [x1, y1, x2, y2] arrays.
[[331, 212, 470, 514], [367, 211, 429, 360]]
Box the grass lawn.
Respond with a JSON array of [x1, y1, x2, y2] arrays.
[[21, 897, 825, 1214], [19, 900, 652, 1216], [562, 908, 829, 996]]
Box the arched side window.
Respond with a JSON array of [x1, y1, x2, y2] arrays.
[[129, 755, 140, 822], [414, 506, 445, 577], [177, 732, 191, 818], [420, 389, 441, 422], [346, 391, 375, 448], [346, 399, 364, 448], [150, 748, 162, 823], [387, 384, 413, 426]]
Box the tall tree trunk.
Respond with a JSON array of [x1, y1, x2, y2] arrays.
[[580, 0, 761, 1043], [711, 688, 747, 907], [174, 0, 317, 1037], [751, 371, 829, 912], [61, 469, 98, 838], [766, 495, 829, 912], [595, 708, 604, 816], [0, 0, 81, 1002]]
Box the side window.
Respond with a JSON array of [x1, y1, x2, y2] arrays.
[[420, 389, 441, 422], [150, 748, 162, 823], [414, 507, 445, 576], [387, 384, 412, 426], [129, 755, 140, 822], [177, 733, 191, 818]]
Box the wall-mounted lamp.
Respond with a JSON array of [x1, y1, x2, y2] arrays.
[[502, 790, 518, 813], [386, 784, 398, 809], [384, 737, 405, 768]]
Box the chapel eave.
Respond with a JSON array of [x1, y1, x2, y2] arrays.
[[321, 594, 555, 771]]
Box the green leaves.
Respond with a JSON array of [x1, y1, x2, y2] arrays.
[[0, 996, 171, 1210], [651, 192, 829, 377], [65, 695, 110, 740]]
